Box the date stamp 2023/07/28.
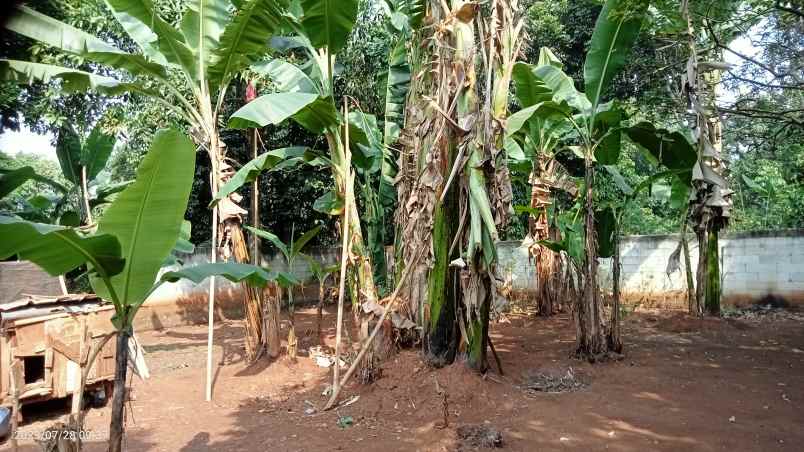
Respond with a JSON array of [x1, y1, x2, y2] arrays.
[[12, 429, 108, 442]]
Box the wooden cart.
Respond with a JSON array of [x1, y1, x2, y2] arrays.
[[0, 294, 117, 409]]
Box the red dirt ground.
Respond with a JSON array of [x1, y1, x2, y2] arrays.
[[8, 307, 804, 451]]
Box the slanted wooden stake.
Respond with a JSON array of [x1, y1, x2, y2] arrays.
[[325, 246, 424, 410]]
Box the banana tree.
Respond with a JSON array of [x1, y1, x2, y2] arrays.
[[245, 224, 321, 360], [304, 255, 340, 342], [394, 0, 522, 371], [680, 0, 733, 316], [0, 128, 281, 452], [225, 0, 387, 374], [507, 0, 647, 359], [599, 121, 698, 351], [508, 47, 577, 317], [0, 166, 71, 232], [0, 124, 127, 226], [54, 123, 117, 225], [1, 0, 294, 366]]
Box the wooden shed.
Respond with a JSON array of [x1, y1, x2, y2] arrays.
[[0, 294, 117, 407]]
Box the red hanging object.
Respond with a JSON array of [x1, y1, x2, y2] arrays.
[[245, 80, 257, 103]]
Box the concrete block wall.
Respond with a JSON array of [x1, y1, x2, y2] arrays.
[[593, 229, 804, 307], [3, 230, 800, 331], [147, 229, 803, 312]]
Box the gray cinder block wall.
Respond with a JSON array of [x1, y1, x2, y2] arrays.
[[3, 229, 801, 328], [494, 229, 803, 308]]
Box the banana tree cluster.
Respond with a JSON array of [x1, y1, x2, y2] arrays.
[[0, 123, 130, 227], [394, 0, 523, 371], [507, 47, 577, 317], [1, 0, 296, 362], [0, 129, 284, 452], [506, 0, 649, 359], [221, 0, 391, 374]]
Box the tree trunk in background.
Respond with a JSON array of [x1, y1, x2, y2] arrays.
[[607, 223, 622, 353], [680, 211, 696, 314], [317, 282, 325, 344], [80, 165, 93, 225], [107, 328, 130, 452], [231, 226, 263, 359]]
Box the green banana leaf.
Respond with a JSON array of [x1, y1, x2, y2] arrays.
[[348, 111, 383, 173], [299, 0, 359, 54], [104, 0, 197, 79], [210, 146, 310, 206], [512, 62, 552, 108], [252, 58, 319, 94], [0, 167, 67, 199], [91, 129, 196, 310], [244, 225, 290, 261], [6, 5, 168, 80], [180, 0, 231, 76], [624, 122, 697, 183], [55, 126, 82, 185], [312, 189, 344, 215], [0, 60, 154, 96], [90, 180, 134, 208], [291, 225, 322, 256], [208, 0, 286, 88], [228, 92, 337, 132], [0, 215, 125, 281], [83, 124, 116, 182], [584, 0, 647, 109], [160, 262, 299, 289]]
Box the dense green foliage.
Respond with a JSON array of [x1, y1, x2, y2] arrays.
[[0, 0, 800, 256]]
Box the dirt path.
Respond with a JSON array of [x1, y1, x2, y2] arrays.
[[9, 309, 804, 451]]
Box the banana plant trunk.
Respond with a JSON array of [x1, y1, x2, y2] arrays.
[[107, 326, 130, 452], [607, 220, 622, 353], [326, 126, 384, 376], [705, 228, 721, 315], [529, 157, 557, 316], [396, 0, 519, 371], [576, 160, 605, 359], [682, 0, 731, 317], [317, 281, 325, 343]]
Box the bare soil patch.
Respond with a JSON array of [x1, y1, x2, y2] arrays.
[[8, 307, 804, 451]]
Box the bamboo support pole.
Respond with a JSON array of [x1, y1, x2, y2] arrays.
[[331, 99, 353, 402], [206, 166, 219, 402]]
